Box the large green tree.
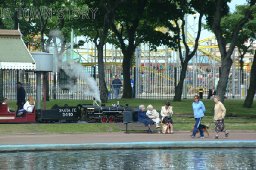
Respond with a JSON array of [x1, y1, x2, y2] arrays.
[[244, 51, 256, 107], [111, 0, 180, 98], [220, 4, 256, 83], [205, 0, 256, 102], [0, 0, 34, 100], [172, 0, 204, 101], [74, 0, 121, 103], [214, 4, 256, 107], [110, 0, 148, 98]]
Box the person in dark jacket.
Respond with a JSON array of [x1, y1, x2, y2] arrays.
[[111, 75, 122, 99], [137, 105, 154, 133], [16, 82, 26, 110]]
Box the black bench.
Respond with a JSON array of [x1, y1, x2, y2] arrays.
[[123, 110, 158, 133]]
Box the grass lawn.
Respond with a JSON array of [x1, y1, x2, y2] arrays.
[[1, 98, 255, 134], [8, 98, 256, 117]]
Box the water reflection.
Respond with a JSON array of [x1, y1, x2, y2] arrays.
[[0, 149, 255, 169]]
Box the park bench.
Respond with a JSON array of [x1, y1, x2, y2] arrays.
[[123, 110, 160, 133]]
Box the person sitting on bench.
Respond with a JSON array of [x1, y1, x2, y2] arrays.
[[17, 96, 35, 116], [161, 101, 174, 134], [137, 105, 154, 133], [146, 104, 161, 128]]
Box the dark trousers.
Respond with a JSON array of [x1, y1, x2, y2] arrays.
[[192, 117, 204, 137], [17, 102, 24, 110], [199, 92, 203, 99]]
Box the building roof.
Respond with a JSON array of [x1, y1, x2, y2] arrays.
[[0, 29, 36, 70], [0, 29, 21, 37]]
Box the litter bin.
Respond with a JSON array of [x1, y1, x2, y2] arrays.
[[207, 89, 212, 99], [123, 111, 133, 133], [198, 88, 204, 99]]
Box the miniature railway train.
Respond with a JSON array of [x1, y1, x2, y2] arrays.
[[0, 103, 136, 123]]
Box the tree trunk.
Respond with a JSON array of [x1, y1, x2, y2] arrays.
[[41, 30, 50, 100], [173, 62, 188, 101], [244, 51, 256, 108], [13, 10, 18, 29], [211, 0, 255, 102], [0, 19, 4, 29], [41, 31, 45, 52], [43, 72, 50, 101], [122, 55, 132, 98], [97, 44, 108, 103], [217, 57, 233, 102]]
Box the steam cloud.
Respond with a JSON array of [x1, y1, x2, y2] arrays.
[[49, 29, 101, 102]]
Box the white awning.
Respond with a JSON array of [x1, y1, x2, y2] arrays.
[[0, 62, 36, 70]]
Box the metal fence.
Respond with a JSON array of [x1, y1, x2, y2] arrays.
[[2, 62, 251, 101], [134, 64, 251, 99]]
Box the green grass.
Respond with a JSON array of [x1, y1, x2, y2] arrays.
[[172, 116, 256, 131], [2, 99, 255, 134], [0, 123, 121, 135], [110, 98, 256, 117], [7, 98, 256, 117]]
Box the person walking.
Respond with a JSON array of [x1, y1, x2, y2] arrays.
[[213, 95, 229, 139], [191, 95, 206, 138], [16, 82, 26, 110], [111, 75, 122, 99]]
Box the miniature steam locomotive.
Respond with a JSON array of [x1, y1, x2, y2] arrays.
[[0, 102, 134, 123]]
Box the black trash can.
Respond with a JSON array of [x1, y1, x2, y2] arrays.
[[123, 111, 133, 133], [207, 89, 212, 99], [199, 88, 204, 99], [123, 111, 133, 124]]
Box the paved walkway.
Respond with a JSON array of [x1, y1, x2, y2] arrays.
[[0, 131, 255, 145], [0, 131, 255, 152]]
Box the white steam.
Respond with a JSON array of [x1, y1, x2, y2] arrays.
[[49, 29, 101, 102]]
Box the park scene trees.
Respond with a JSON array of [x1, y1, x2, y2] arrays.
[[0, 0, 255, 108]]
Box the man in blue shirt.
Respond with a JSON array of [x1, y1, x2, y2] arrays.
[[191, 95, 206, 138]]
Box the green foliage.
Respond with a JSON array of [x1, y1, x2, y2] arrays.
[[111, 0, 182, 50], [221, 5, 256, 46], [204, 0, 231, 30]]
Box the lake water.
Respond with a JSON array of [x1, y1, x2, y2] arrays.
[[0, 148, 255, 169]]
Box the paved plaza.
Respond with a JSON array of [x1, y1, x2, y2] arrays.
[[0, 131, 255, 145]]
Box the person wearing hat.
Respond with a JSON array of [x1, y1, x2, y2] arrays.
[[146, 104, 160, 128], [16, 82, 26, 111]]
